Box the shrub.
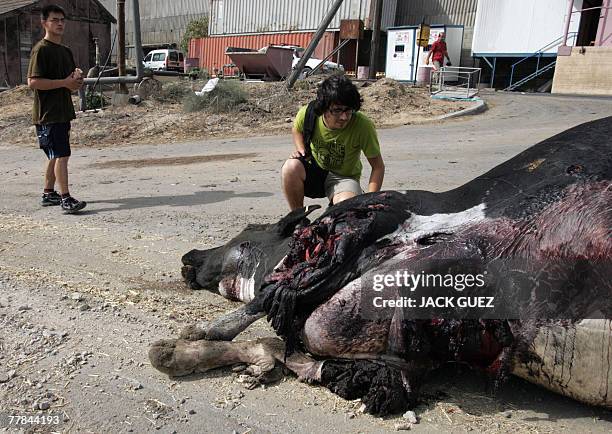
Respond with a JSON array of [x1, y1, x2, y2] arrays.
[[154, 81, 190, 103], [86, 91, 107, 109], [181, 16, 209, 54], [183, 80, 247, 113], [188, 68, 210, 80]]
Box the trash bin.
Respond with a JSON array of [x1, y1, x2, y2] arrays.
[[357, 66, 369, 79], [416, 65, 433, 85]]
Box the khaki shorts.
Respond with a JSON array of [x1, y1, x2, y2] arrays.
[[324, 171, 363, 201]]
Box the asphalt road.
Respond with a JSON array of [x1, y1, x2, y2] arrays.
[[0, 91, 611, 433]]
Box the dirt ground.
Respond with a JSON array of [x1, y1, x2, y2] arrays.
[[1, 89, 611, 433], [0, 77, 468, 148]]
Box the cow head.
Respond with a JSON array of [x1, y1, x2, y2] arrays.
[[181, 205, 320, 302]]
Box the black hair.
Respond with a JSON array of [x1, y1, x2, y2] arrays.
[[41, 4, 66, 20], [313, 74, 362, 115]]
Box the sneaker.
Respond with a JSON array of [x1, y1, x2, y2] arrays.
[[61, 196, 87, 214], [41, 191, 62, 207]]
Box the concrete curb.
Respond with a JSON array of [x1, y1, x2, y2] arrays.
[[436, 98, 488, 120]]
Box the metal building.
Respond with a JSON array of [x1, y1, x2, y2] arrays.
[[98, 0, 209, 47], [208, 0, 397, 35], [0, 0, 115, 87], [472, 0, 598, 90]]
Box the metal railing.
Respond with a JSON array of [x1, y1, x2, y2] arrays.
[[506, 32, 577, 91], [430, 67, 481, 99]]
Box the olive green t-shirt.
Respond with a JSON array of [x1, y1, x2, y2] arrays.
[[27, 39, 76, 125], [294, 105, 381, 179]]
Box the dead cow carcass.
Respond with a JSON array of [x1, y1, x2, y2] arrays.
[[152, 117, 612, 415]]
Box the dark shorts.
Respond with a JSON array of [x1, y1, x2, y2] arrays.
[[36, 122, 71, 159], [297, 155, 329, 199]]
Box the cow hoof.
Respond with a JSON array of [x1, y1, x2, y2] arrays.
[[179, 323, 209, 341], [149, 339, 182, 376]]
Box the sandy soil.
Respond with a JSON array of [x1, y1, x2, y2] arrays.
[[0, 77, 467, 149], [0, 89, 611, 433]]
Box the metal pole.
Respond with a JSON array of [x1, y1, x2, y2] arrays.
[[117, 0, 128, 93], [413, 45, 420, 85], [561, 0, 574, 46], [84, 0, 144, 85], [368, 0, 383, 79], [286, 0, 345, 89]]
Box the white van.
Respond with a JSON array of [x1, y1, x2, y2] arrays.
[[143, 49, 185, 72]]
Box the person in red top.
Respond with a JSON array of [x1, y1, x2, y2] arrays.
[[425, 32, 452, 71]]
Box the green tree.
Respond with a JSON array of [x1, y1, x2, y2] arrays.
[[181, 16, 209, 54]]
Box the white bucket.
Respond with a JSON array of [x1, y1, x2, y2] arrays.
[[416, 65, 433, 85], [357, 66, 369, 80]]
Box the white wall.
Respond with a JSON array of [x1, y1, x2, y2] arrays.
[[472, 0, 583, 55]]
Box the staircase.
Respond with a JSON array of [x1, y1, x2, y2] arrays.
[[504, 32, 577, 91]]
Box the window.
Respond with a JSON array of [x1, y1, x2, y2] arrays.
[[178, 52, 184, 61], [152, 53, 166, 61], [169, 51, 178, 61], [144, 53, 152, 62]]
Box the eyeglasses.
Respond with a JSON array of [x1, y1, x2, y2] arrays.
[[328, 107, 355, 116], [46, 18, 66, 23]]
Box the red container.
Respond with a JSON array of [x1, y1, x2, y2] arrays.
[[189, 31, 337, 75], [226, 45, 294, 80]]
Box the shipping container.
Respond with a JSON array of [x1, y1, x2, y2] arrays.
[[189, 31, 338, 76], [208, 0, 397, 35]]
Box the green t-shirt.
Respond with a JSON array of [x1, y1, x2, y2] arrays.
[[27, 39, 76, 125], [293, 105, 381, 179]]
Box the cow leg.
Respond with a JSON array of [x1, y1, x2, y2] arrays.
[[255, 338, 323, 383], [180, 303, 265, 341], [149, 337, 281, 378], [238, 338, 324, 388], [150, 336, 324, 388], [180, 296, 266, 341]]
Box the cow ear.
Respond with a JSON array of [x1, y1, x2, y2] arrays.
[[276, 205, 321, 236]]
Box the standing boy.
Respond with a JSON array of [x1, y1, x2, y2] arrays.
[[28, 4, 86, 213]]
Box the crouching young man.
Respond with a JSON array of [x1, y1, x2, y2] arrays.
[[282, 75, 385, 210]]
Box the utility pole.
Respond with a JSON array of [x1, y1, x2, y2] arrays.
[[286, 0, 345, 89], [117, 0, 128, 93], [368, 0, 383, 79]]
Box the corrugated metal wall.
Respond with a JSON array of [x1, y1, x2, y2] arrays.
[[99, 0, 209, 46], [189, 31, 337, 74], [394, 0, 478, 65], [209, 0, 397, 35]]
